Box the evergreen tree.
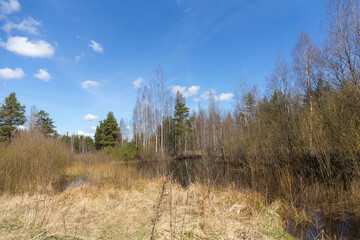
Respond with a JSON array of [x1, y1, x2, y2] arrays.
[[94, 112, 120, 150], [243, 91, 256, 122], [35, 110, 57, 136], [94, 120, 105, 150], [172, 91, 194, 155], [73, 135, 81, 153], [84, 136, 95, 152], [0, 92, 26, 142], [103, 111, 120, 147], [61, 133, 71, 148]]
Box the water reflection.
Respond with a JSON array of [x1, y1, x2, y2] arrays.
[[286, 211, 360, 239], [132, 159, 360, 240]]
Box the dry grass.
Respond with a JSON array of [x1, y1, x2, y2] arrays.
[[0, 178, 291, 240], [67, 153, 150, 190], [0, 135, 292, 239], [0, 132, 70, 194]]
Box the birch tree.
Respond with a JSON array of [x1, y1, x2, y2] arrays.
[[156, 65, 165, 156]]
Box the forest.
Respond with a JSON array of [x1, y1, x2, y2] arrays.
[[1, 0, 360, 239]]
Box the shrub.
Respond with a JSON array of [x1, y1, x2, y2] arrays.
[[103, 144, 140, 160], [0, 132, 71, 194]]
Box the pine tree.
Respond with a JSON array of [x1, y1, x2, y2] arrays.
[[0, 92, 26, 142], [35, 110, 57, 136]]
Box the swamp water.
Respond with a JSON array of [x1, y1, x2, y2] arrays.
[[59, 159, 360, 239], [131, 159, 360, 240]]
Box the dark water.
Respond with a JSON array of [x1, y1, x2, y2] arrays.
[[286, 211, 360, 240], [131, 159, 360, 240], [54, 175, 90, 191]]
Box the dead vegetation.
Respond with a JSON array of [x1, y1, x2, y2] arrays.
[[0, 132, 70, 194], [0, 133, 291, 239], [0, 177, 291, 240]]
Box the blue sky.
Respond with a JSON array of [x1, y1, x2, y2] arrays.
[[0, 0, 327, 136]]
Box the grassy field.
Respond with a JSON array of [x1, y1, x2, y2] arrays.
[[3, 133, 360, 239], [0, 177, 291, 240], [0, 137, 292, 240]]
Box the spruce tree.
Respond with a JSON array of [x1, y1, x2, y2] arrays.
[[61, 133, 71, 148], [94, 112, 120, 150], [0, 92, 26, 142], [94, 120, 105, 150], [85, 136, 95, 152], [103, 111, 120, 147], [35, 110, 57, 136], [173, 91, 193, 155]]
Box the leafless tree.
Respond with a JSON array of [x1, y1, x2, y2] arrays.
[[292, 31, 321, 151], [157, 65, 165, 157], [325, 0, 359, 87]]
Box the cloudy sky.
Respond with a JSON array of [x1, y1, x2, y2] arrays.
[[0, 0, 327, 136]]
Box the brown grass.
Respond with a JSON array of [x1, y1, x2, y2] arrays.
[[0, 134, 292, 239], [0, 178, 291, 239], [0, 132, 70, 194], [67, 153, 150, 190]]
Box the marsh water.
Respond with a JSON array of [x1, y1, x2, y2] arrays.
[[62, 158, 360, 239], [131, 159, 360, 240]]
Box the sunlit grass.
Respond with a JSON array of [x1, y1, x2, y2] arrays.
[[0, 132, 70, 194], [0, 179, 292, 239]]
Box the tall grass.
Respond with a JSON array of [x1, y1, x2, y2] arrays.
[[0, 178, 289, 239], [67, 153, 150, 190], [0, 132, 70, 194]]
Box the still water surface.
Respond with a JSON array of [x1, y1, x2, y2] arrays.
[[131, 159, 360, 240], [63, 159, 360, 239]]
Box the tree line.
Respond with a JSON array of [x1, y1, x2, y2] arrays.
[[130, 0, 360, 183], [2, 0, 360, 184], [0, 92, 132, 154], [0, 92, 96, 154]]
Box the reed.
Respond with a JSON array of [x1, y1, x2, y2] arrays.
[[0, 179, 291, 239], [67, 153, 151, 190], [0, 132, 70, 194]]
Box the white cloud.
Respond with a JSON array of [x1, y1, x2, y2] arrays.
[[76, 130, 94, 137], [90, 126, 97, 131], [218, 93, 234, 101], [89, 40, 103, 53], [81, 80, 99, 89], [16, 125, 26, 130], [186, 86, 200, 97], [133, 77, 143, 88], [184, 8, 191, 13], [200, 89, 233, 102], [34, 69, 51, 82], [75, 52, 85, 61], [201, 89, 216, 100], [171, 85, 186, 95], [0, 67, 24, 79], [0, 36, 54, 58], [171, 85, 200, 97], [82, 114, 99, 121], [0, 0, 20, 16], [2, 17, 41, 34]]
